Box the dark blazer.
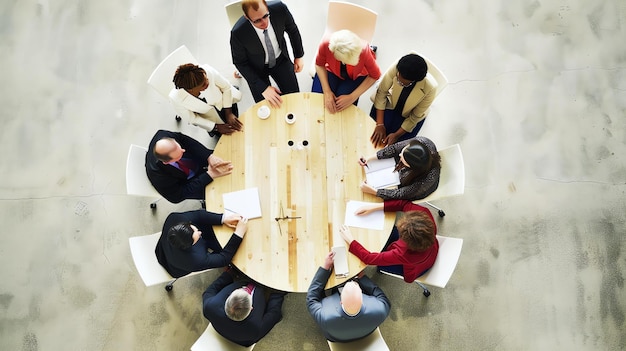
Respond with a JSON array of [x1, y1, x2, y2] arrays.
[[154, 210, 243, 278], [203, 272, 285, 347], [230, 0, 304, 94], [145, 130, 213, 203], [306, 268, 391, 342]]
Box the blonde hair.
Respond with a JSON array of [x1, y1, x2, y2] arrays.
[[328, 30, 362, 66]]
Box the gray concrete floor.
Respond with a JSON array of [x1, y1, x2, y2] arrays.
[[1, 0, 625, 350]]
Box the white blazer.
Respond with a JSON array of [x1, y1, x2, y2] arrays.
[[168, 64, 242, 131]]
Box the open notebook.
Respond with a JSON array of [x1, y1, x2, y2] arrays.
[[365, 158, 400, 189]]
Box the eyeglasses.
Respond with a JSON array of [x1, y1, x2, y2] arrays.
[[250, 12, 270, 24], [395, 74, 415, 88]]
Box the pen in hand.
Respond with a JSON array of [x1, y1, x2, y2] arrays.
[[360, 157, 369, 169]]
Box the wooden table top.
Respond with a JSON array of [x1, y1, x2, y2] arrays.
[[206, 92, 394, 292]]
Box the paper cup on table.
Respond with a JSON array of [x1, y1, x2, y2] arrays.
[[285, 113, 296, 124], [257, 106, 270, 119]]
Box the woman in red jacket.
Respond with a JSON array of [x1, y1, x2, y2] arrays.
[[339, 200, 439, 283]]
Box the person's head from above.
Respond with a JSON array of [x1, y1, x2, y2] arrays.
[[340, 280, 363, 316], [225, 288, 253, 321], [396, 211, 436, 251], [396, 54, 428, 88], [328, 30, 362, 66], [173, 63, 208, 96], [242, 0, 270, 30], [154, 137, 185, 164], [167, 222, 202, 250], [396, 140, 440, 175]]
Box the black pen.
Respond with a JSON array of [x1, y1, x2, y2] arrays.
[[360, 157, 369, 169]]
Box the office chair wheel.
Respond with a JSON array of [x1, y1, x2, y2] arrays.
[[438, 210, 445, 217], [423, 289, 431, 297], [150, 203, 157, 209], [165, 284, 173, 291], [175, 115, 182, 122]]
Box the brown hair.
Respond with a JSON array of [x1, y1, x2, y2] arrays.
[[241, 0, 267, 17], [396, 211, 436, 251], [172, 63, 206, 90]]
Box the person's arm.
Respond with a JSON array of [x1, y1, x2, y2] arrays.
[[335, 75, 377, 112], [348, 239, 404, 267], [281, 2, 304, 60], [203, 271, 234, 300], [257, 292, 285, 338], [306, 266, 332, 322], [315, 64, 337, 114], [230, 30, 270, 97]]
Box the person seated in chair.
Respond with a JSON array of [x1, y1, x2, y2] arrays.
[[312, 29, 381, 113], [370, 53, 436, 148], [145, 130, 233, 203], [339, 200, 439, 283], [155, 210, 248, 278], [359, 136, 441, 201], [170, 63, 243, 137], [306, 251, 390, 342], [202, 270, 286, 347]]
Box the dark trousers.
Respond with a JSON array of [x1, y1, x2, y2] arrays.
[[311, 71, 366, 106], [369, 106, 425, 141], [250, 55, 299, 103]]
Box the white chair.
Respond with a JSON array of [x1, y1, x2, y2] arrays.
[[420, 53, 448, 97], [380, 235, 463, 297], [147, 45, 199, 121], [415, 144, 465, 217], [310, 1, 378, 76], [225, 1, 244, 28], [191, 322, 255, 351], [128, 232, 212, 291], [126, 144, 162, 209], [327, 327, 389, 351]]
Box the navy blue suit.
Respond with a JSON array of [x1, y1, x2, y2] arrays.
[[155, 210, 243, 278], [203, 272, 285, 347], [145, 130, 213, 203]]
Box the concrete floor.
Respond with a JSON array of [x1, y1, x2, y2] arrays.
[[1, 0, 625, 350]]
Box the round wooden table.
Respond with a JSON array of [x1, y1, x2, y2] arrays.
[[206, 92, 394, 292]]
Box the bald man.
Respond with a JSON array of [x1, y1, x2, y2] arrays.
[[145, 130, 233, 203], [306, 251, 391, 342]]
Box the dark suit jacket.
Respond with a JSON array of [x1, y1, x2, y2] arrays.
[[154, 210, 243, 278], [230, 0, 304, 94], [306, 268, 391, 342], [203, 272, 285, 347], [145, 130, 213, 203]]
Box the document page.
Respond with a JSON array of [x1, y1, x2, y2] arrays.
[[222, 187, 262, 219], [344, 200, 384, 230], [365, 158, 400, 189]]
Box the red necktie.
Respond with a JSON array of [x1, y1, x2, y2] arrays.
[[242, 283, 255, 295], [177, 159, 193, 175]]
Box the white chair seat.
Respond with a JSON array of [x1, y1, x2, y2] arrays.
[[126, 144, 162, 208], [191, 323, 255, 351], [327, 327, 389, 351]]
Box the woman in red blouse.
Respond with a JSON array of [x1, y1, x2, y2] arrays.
[[339, 200, 439, 283]]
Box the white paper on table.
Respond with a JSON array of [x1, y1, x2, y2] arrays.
[[365, 158, 400, 189], [222, 187, 262, 219], [344, 200, 385, 230], [332, 246, 349, 278]]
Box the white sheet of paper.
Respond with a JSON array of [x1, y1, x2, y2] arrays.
[[332, 246, 349, 278], [365, 158, 400, 189], [344, 200, 384, 230], [222, 187, 262, 219]]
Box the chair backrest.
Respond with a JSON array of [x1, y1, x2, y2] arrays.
[[128, 232, 174, 287], [191, 323, 256, 351], [126, 144, 161, 198], [325, 1, 377, 42], [327, 327, 389, 351], [418, 235, 463, 288], [415, 144, 465, 204], [147, 45, 199, 99], [225, 1, 244, 28], [407, 50, 448, 97], [380, 235, 463, 289]]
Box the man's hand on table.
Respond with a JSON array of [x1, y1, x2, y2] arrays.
[[233, 217, 249, 238], [262, 86, 283, 108], [322, 251, 335, 270], [207, 154, 233, 178]]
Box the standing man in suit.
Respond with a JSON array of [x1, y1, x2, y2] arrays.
[[230, 0, 304, 107], [202, 270, 286, 347], [145, 129, 233, 203], [306, 251, 391, 343], [155, 210, 249, 278]]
